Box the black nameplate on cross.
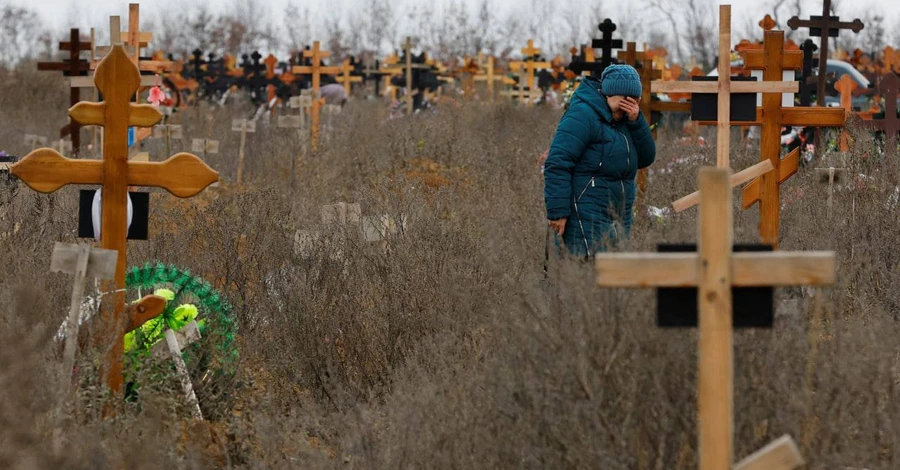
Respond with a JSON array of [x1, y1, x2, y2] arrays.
[[657, 244, 775, 328], [690, 76, 759, 122]]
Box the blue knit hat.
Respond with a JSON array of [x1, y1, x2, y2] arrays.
[[600, 64, 641, 98]]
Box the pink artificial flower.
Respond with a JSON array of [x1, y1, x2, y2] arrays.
[[148, 86, 166, 106]]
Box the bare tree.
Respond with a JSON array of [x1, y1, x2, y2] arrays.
[[472, 0, 498, 55], [649, 0, 686, 66], [283, 2, 313, 55], [683, 0, 716, 69], [0, 4, 47, 66]]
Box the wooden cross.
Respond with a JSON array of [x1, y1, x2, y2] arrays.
[[335, 59, 363, 95], [738, 31, 845, 246], [797, 39, 819, 107], [402, 37, 429, 115], [37, 28, 91, 154], [787, 0, 864, 107], [508, 40, 551, 107], [292, 41, 340, 150], [82, 15, 170, 88], [860, 72, 900, 158], [191, 138, 220, 158], [152, 123, 183, 157], [882, 46, 899, 74], [568, 44, 602, 77], [231, 119, 256, 185], [834, 74, 858, 151], [473, 56, 507, 100], [651, 6, 798, 169], [759, 14, 777, 31], [814, 167, 847, 219], [596, 166, 835, 470], [9, 45, 219, 394], [24, 134, 48, 150], [591, 19, 624, 73]]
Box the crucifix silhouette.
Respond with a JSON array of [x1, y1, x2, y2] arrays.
[[37, 28, 91, 154], [10, 45, 219, 394], [592, 19, 623, 74], [787, 0, 864, 107], [798, 39, 819, 107], [861, 72, 900, 158]]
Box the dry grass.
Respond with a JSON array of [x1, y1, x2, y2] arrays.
[[1, 67, 899, 469]]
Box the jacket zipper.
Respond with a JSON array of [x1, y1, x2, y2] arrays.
[[618, 130, 629, 198]]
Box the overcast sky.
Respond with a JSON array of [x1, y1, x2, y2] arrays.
[[12, 0, 900, 50]]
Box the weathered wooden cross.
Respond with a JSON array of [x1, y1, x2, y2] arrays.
[[737, 31, 847, 246], [10, 45, 219, 393], [152, 123, 183, 157], [798, 39, 819, 107], [814, 166, 847, 219], [292, 41, 340, 150], [37, 28, 91, 154], [507, 40, 551, 107], [787, 0, 864, 107], [473, 56, 508, 100], [595, 166, 835, 470], [335, 59, 363, 95], [231, 119, 256, 185], [859, 72, 900, 158], [834, 74, 857, 151], [651, 6, 797, 169]]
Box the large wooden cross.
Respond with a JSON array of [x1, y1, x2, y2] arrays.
[[787, 0, 864, 107], [595, 167, 835, 470], [859, 72, 900, 158], [737, 31, 846, 246], [10, 45, 218, 393], [292, 41, 340, 150], [37, 28, 91, 154], [651, 6, 797, 170]]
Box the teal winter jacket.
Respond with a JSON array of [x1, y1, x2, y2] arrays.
[[544, 76, 656, 256]]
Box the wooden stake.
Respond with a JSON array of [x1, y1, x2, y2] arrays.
[[164, 327, 203, 420]]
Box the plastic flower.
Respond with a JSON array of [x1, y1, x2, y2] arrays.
[[148, 86, 166, 106]]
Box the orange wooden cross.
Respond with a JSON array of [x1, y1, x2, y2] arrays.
[[738, 31, 846, 246], [759, 14, 777, 31], [883, 46, 899, 74], [508, 39, 551, 106], [10, 45, 218, 393], [335, 59, 363, 94], [292, 41, 340, 149], [834, 74, 858, 151], [473, 56, 509, 100]]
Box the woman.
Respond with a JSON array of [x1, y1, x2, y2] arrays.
[[544, 64, 656, 256]]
